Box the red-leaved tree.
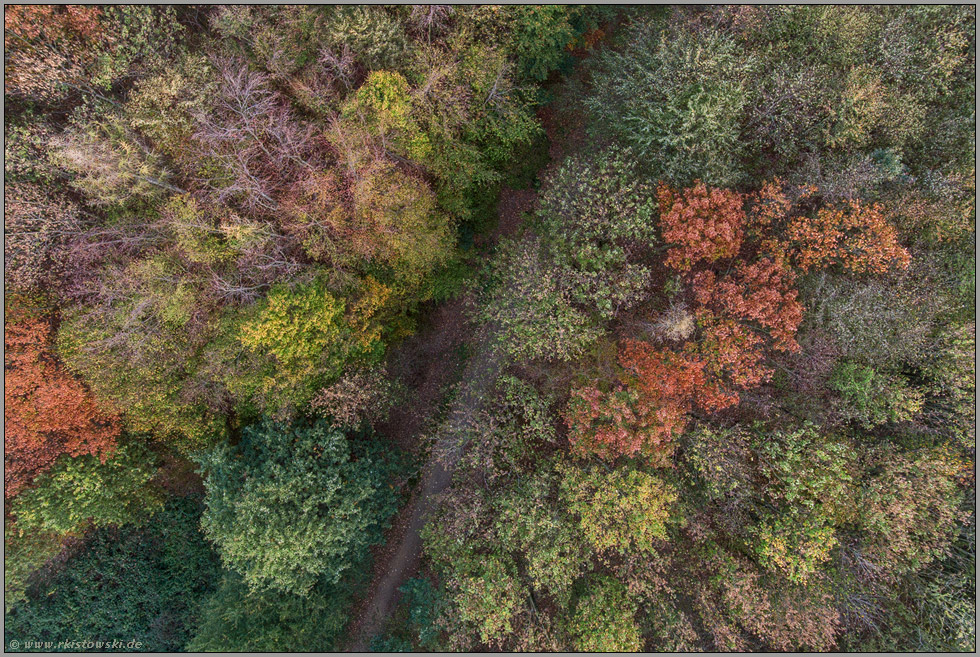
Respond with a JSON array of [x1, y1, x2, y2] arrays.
[[780, 200, 911, 274], [574, 178, 911, 465], [748, 181, 911, 274], [691, 258, 803, 354], [566, 342, 704, 462], [688, 313, 770, 409], [4, 315, 120, 498], [658, 181, 745, 271]]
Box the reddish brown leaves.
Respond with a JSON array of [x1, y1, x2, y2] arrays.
[[748, 180, 910, 274], [4, 5, 101, 50], [566, 384, 679, 466], [692, 258, 803, 354], [565, 343, 703, 462], [781, 200, 911, 274], [569, 178, 910, 464], [689, 313, 769, 409], [4, 316, 119, 498], [658, 182, 745, 271], [4, 5, 102, 100]]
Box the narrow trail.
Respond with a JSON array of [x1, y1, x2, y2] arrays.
[[348, 336, 503, 652], [344, 47, 581, 645], [345, 187, 534, 652]]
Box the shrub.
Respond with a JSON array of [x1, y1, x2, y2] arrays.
[[858, 446, 966, 575], [4, 497, 221, 652], [587, 22, 754, 187], [11, 442, 164, 535], [480, 238, 602, 362], [558, 460, 678, 557], [565, 576, 642, 652], [536, 150, 657, 319], [198, 418, 401, 595], [829, 362, 924, 429], [186, 572, 355, 652]]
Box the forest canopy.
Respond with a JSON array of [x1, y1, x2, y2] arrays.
[[4, 4, 976, 654]]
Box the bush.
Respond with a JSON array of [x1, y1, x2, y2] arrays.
[[186, 571, 357, 652], [535, 149, 657, 319], [587, 21, 754, 187], [198, 418, 402, 595], [565, 576, 642, 652], [480, 238, 602, 363], [234, 278, 382, 411], [3, 525, 65, 613], [11, 442, 165, 535], [4, 497, 221, 652], [829, 361, 923, 429]]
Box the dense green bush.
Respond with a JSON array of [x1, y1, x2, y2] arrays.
[[535, 149, 658, 320], [186, 571, 359, 652], [479, 238, 602, 362], [565, 576, 642, 652], [4, 498, 221, 652], [587, 23, 754, 187], [198, 418, 403, 595], [3, 526, 65, 614], [11, 442, 165, 535], [367, 577, 449, 652]]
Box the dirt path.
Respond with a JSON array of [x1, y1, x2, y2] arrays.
[[344, 32, 612, 650], [348, 335, 503, 651], [345, 184, 533, 651]]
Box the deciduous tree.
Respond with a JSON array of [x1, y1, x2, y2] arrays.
[[4, 315, 119, 499], [11, 442, 164, 534], [198, 418, 401, 595], [658, 182, 745, 272]]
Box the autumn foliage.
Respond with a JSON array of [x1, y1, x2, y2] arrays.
[[3, 5, 101, 50], [750, 181, 912, 274], [658, 182, 745, 271], [691, 258, 803, 353], [781, 201, 911, 274], [569, 176, 910, 461], [4, 315, 119, 498], [663, 178, 905, 404], [4, 5, 973, 653], [566, 344, 703, 462], [4, 4, 102, 101]]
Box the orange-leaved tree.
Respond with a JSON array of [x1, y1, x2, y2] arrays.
[[782, 200, 911, 274], [4, 314, 119, 498], [691, 257, 804, 354], [749, 181, 911, 274], [658, 181, 745, 271], [566, 343, 704, 463]]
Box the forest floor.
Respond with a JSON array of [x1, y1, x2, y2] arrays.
[[344, 186, 534, 651], [344, 42, 592, 648]]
